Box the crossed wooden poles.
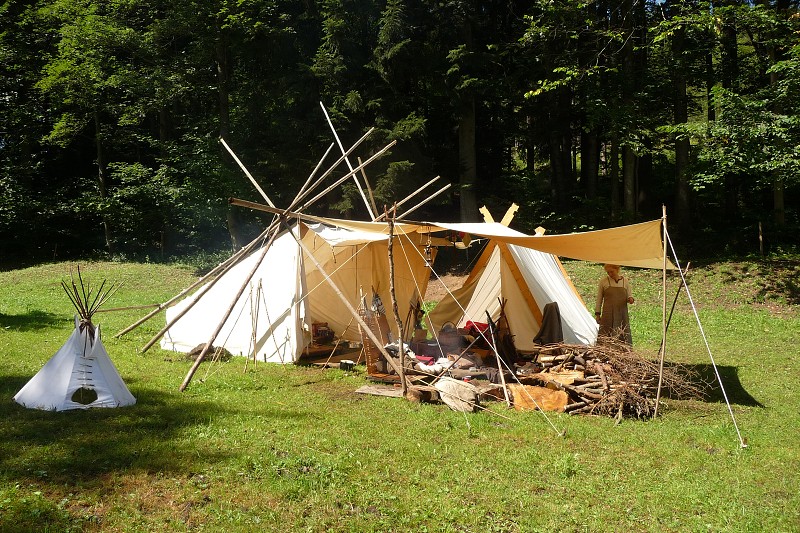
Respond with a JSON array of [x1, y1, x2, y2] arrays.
[[117, 106, 450, 391]]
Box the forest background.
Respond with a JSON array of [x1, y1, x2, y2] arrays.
[[1, 0, 799, 267]]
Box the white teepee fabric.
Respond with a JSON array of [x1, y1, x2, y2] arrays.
[[14, 317, 136, 411]]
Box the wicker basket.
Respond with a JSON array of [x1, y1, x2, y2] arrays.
[[358, 307, 382, 375]]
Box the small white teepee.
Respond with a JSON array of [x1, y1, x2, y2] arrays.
[[13, 270, 136, 411]]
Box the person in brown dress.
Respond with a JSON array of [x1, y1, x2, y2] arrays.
[[595, 264, 634, 345]]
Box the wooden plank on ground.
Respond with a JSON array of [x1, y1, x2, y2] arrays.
[[354, 384, 404, 398]]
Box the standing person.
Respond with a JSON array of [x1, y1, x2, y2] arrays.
[[595, 264, 634, 345]]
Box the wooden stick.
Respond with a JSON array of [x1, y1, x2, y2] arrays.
[[291, 142, 335, 208], [373, 176, 440, 222], [487, 314, 511, 408], [220, 137, 276, 208], [396, 183, 451, 219], [387, 204, 408, 395], [654, 205, 668, 417], [180, 224, 283, 391], [319, 101, 375, 220], [286, 224, 410, 386], [298, 140, 397, 212], [358, 156, 380, 219], [96, 303, 161, 313], [291, 128, 375, 209]]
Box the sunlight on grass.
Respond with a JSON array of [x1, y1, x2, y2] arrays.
[[1, 260, 798, 531]]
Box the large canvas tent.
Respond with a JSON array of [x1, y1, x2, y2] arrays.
[[160, 221, 434, 363], [14, 317, 136, 411]]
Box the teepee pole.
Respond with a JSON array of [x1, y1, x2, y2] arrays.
[[220, 137, 276, 208], [373, 176, 440, 222], [396, 183, 451, 219], [291, 142, 335, 208], [358, 156, 380, 218], [180, 223, 283, 391], [319, 102, 376, 220], [299, 140, 397, 212], [290, 128, 376, 210]]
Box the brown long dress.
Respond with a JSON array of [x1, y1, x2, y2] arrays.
[[598, 284, 632, 345]]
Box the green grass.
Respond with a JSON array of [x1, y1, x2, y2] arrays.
[[1, 259, 799, 532]]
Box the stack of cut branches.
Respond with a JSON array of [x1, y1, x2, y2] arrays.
[[519, 338, 704, 419]]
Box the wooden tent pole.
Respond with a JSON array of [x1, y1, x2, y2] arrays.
[[387, 204, 408, 395], [373, 176, 440, 222], [357, 156, 380, 218], [488, 316, 512, 407], [299, 141, 397, 211], [319, 101, 376, 220], [654, 205, 668, 417], [138, 227, 282, 353], [396, 184, 452, 219], [115, 225, 273, 338], [179, 223, 283, 391], [286, 225, 410, 386], [291, 128, 375, 209], [290, 142, 335, 208], [220, 137, 276, 208]]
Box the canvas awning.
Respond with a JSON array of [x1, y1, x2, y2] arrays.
[[228, 200, 674, 270], [307, 216, 675, 270]]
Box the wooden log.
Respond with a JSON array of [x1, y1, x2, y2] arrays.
[[564, 401, 588, 412]]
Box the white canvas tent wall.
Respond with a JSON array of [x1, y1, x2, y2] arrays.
[[14, 317, 136, 411], [160, 221, 431, 363], [426, 239, 599, 349]]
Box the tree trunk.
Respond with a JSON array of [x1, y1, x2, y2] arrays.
[[673, 23, 691, 229], [610, 134, 620, 217], [581, 127, 599, 199], [216, 28, 241, 244], [94, 111, 113, 254], [622, 145, 636, 217], [458, 97, 478, 222], [720, 1, 740, 216]]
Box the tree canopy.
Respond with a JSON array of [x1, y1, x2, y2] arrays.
[[1, 0, 798, 265]]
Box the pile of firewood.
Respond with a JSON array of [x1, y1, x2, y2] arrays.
[[514, 337, 704, 419]]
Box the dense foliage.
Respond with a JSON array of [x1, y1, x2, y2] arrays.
[[1, 0, 798, 265]]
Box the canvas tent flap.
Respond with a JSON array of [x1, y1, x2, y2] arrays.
[[427, 243, 598, 349], [429, 219, 675, 270], [307, 216, 673, 270], [162, 228, 305, 363]]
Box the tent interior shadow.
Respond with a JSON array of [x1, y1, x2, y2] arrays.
[[665, 363, 764, 407]]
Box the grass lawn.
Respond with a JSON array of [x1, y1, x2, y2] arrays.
[[0, 259, 798, 532]]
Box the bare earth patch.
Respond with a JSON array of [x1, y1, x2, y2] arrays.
[[424, 273, 468, 302]]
